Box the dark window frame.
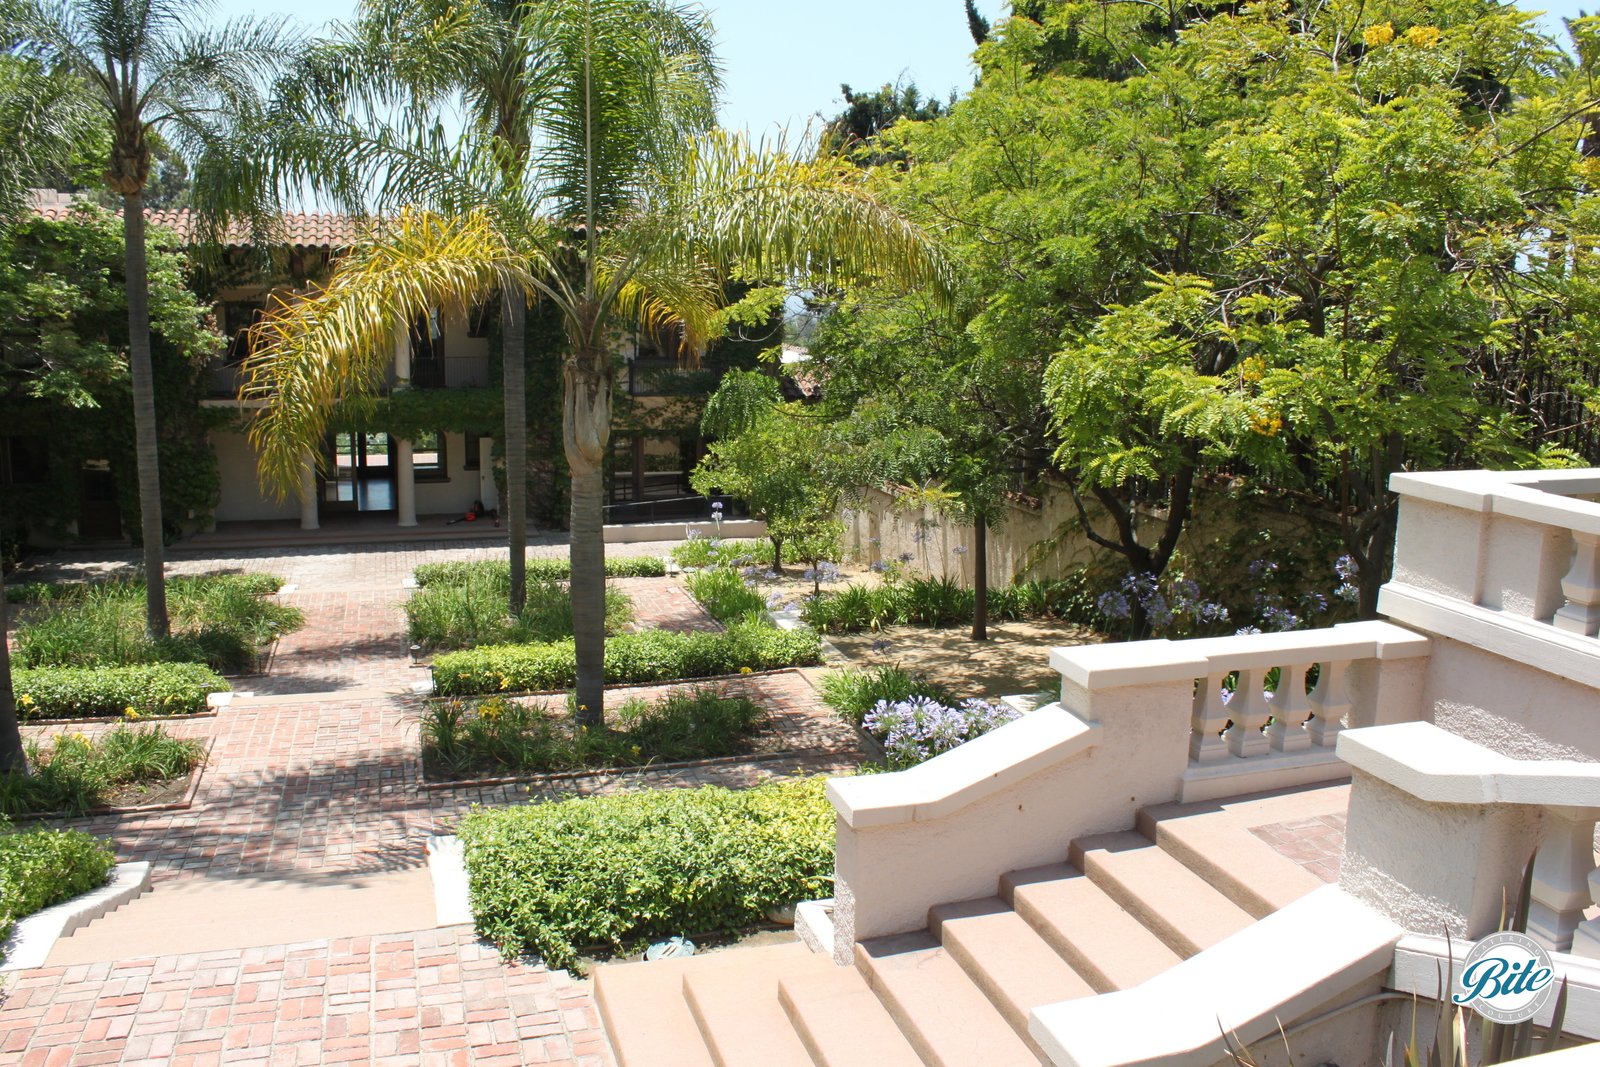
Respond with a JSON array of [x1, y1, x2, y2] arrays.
[[413, 431, 449, 482]]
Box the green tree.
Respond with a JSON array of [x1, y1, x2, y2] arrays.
[[6, 0, 294, 639], [244, 0, 945, 724]]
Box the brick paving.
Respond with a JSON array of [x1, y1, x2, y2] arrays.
[[3, 541, 867, 1065], [1249, 813, 1347, 884]]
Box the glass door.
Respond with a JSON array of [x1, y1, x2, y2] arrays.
[[323, 430, 396, 512]]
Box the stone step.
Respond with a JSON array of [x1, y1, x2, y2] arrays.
[[928, 896, 1095, 1047], [778, 966, 925, 1067], [1001, 862, 1183, 992], [1070, 831, 1256, 958], [1137, 784, 1345, 919], [855, 932, 1042, 1067], [593, 954, 716, 1067], [681, 943, 833, 1067]]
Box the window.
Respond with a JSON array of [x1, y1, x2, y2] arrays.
[[220, 302, 264, 365], [462, 432, 489, 471], [0, 436, 50, 485], [467, 300, 495, 339], [413, 431, 447, 480], [410, 311, 445, 388]]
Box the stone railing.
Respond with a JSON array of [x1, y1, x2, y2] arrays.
[[1053, 621, 1430, 804], [1385, 469, 1600, 686]]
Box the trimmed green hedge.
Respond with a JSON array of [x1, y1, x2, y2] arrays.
[[13, 663, 227, 719], [459, 777, 834, 968], [413, 556, 666, 588], [0, 820, 116, 962], [431, 620, 822, 696], [7, 572, 282, 603]]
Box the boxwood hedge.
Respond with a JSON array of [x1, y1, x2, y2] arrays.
[[12, 662, 227, 719], [431, 619, 822, 696], [0, 819, 116, 962], [413, 556, 666, 587], [459, 777, 834, 968]]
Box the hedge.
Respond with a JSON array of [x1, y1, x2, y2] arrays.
[[0, 820, 116, 962], [430, 620, 823, 696], [413, 556, 666, 587], [12, 663, 228, 719], [459, 777, 834, 968]]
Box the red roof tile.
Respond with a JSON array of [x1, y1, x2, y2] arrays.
[[30, 203, 360, 249]]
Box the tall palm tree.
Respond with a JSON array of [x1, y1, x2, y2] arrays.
[[6, 0, 295, 638], [245, 0, 946, 724]]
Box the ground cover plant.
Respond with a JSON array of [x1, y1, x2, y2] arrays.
[[459, 777, 833, 969], [421, 686, 767, 779], [431, 619, 822, 696], [12, 662, 227, 720], [411, 557, 665, 587], [819, 665, 956, 728], [682, 566, 767, 624], [0, 817, 117, 962], [801, 574, 1100, 634], [13, 574, 301, 674], [0, 727, 207, 817], [821, 665, 1021, 769], [406, 571, 632, 651]]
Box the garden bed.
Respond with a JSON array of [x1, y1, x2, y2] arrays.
[[2, 727, 212, 819], [13, 662, 228, 721], [0, 820, 117, 965]]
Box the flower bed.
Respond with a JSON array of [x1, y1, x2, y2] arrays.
[[406, 574, 632, 651], [820, 665, 1020, 769], [459, 777, 833, 969], [421, 687, 768, 780], [682, 566, 767, 623], [13, 662, 227, 720], [0, 818, 116, 963], [801, 574, 1100, 634], [431, 619, 822, 696], [0, 727, 208, 817]]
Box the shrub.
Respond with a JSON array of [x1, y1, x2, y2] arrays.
[[12, 662, 227, 720], [421, 687, 766, 779], [13, 574, 301, 673], [0, 818, 116, 960], [431, 619, 823, 696], [412, 557, 665, 587], [819, 666, 956, 728], [683, 567, 766, 623], [459, 777, 834, 968], [669, 537, 765, 569], [6, 572, 282, 603], [0, 727, 208, 816], [406, 577, 632, 651], [863, 696, 1021, 770], [802, 572, 1105, 634]]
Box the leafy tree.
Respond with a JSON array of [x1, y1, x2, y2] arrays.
[[244, 0, 946, 724], [5, 0, 296, 639], [821, 81, 954, 166]]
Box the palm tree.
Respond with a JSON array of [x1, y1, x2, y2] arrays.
[[245, 0, 946, 724], [6, 0, 294, 639]]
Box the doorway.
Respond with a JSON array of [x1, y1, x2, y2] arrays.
[[77, 462, 123, 540], [323, 430, 396, 513]]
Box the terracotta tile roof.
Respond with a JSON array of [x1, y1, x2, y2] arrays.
[[30, 203, 359, 249]]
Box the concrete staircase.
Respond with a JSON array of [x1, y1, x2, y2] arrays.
[[593, 784, 1346, 1067]]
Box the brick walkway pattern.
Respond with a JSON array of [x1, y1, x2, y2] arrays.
[[1250, 813, 1347, 884]]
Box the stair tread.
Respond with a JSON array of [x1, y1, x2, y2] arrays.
[[682, 943, 832, 1067], [929, 896, 1095, 1038], [1071, 831, 1256, 957], [1002, 863, 1183, 991], [856, 932, 1042, 1067], [779, 967, 925, 1067], [594, 954, 716, 1067]]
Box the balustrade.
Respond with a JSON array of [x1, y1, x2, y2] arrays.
[[1529, 808, 1600, 960]]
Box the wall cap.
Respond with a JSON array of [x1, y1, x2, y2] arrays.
[[1338, 722, 1600, 807]]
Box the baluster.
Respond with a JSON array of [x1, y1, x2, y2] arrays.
[[1554, 531, 1600, 637], [1190, 670, 1230, 763], [1528, 808, 1600, 954], [1266, 662, 1313, 753], [1227, 667, 1271, 758], [1307, 660, 1351, 748]]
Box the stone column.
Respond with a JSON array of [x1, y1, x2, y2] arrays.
[[298, 450, 319, 531], [395, 439, 418, 527], [478, 436, 498, 511], [394, 322, 411, 386]]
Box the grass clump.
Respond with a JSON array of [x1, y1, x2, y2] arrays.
[[0, 817, 117, 961], [13, 574, 301, 674], [819, 666, 956, 728], [406, 575, 632, 651], [431, 618, 822, 696], [412, 556, 665, 587], [683, 567, 767, 623], [0, 727, 208, 817], [13, 662, 227, 720], [801, 574, 1101, 634], [459, 777, 834, 969], [422, 686, 767, 779]]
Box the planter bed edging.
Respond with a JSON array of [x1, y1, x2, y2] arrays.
[[0, 861, 151, 972]]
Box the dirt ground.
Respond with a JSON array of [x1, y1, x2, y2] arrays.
[[824, 616, 1101, 700]]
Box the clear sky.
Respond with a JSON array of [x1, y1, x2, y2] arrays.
[[205, 0, 1592, 134]]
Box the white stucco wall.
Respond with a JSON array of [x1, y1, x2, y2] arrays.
[[1423, 634, 1600, 763], [413, 432, 491, 518], [210, 430, 299, 523]]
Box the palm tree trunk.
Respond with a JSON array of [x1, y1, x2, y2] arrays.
[[565, 345, 612, 727], [123, 192, 169, 639], [0, 514, 27, 775], [971, 515, 988, 642], [502, 290, 528, 614]]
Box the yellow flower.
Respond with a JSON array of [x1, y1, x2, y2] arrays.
[[1364, 21, 1394, 46], [629, 745, 642, 758], [124, 707, 142, 721], [499, 675, 512, 690], [17, 694, 33, 707], [739, 667, 753, 675], [1238, 356, 1265, 384], [1251, 413, 1285, 437], [1405, 24, 1441, 48]]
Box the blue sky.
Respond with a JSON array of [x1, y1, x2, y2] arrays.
[[208, 0, 1592, 134]]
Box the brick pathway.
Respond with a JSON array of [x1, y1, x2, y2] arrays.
[[1250, 813, 1346, 884], [1, 927, 609, 1067]]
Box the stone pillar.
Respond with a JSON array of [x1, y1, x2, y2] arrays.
[[478, 436, 498, 511], [395, 439, 417, 527], [298, 451, 319, 531]]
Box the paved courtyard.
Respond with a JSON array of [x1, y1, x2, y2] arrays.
[[2, 537, 860, 1066]]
